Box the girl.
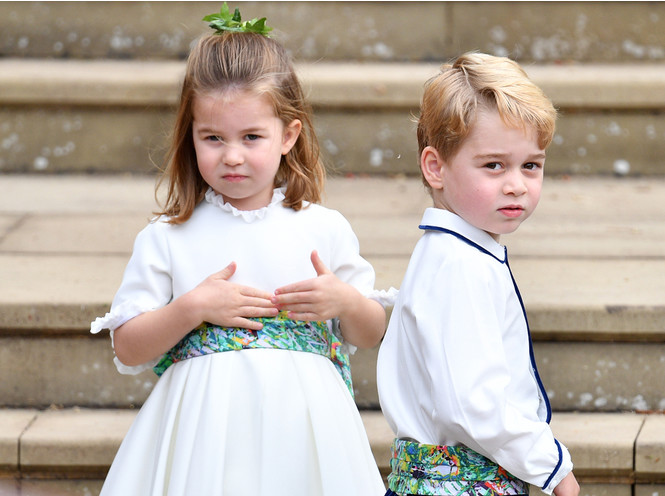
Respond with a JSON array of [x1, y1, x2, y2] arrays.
[[91, 7, 386, 495]]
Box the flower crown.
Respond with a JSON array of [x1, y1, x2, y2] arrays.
[[203, 3, 272, 37]]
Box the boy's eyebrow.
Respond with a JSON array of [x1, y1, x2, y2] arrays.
[[473, 151, 547, 161]]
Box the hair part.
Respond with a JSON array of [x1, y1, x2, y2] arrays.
[[155, 32, 325, 224], [416, 52, 557, 190]]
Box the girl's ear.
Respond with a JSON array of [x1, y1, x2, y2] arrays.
[[281, 119, 302, 155], [420, 146, 445, 190]]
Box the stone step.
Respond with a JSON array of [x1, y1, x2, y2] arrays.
[[2, 1, 665, 65], [1, 175, 664, 411], [1, 408, 664, 496], [3, 59, 665, 176], [4, 332, 665, 413]]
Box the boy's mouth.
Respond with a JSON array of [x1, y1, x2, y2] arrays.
[[499, 205, 524, 218]]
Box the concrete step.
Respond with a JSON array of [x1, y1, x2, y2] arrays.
[[1, 408, 664, 496], [2, 1, 665, 64], [3, 59, 665, 177], [1, 175, 664, 412]]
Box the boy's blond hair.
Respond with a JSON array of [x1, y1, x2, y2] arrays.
[[417, 52, 557, 190]]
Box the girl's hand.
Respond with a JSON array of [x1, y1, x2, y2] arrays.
[[272, 251, 386, 348], [187, 261, 278, 330], [113, 261, 277, 367], [272, 251, 354, 322]]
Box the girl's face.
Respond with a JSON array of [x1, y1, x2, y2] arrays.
[[421, 108, 545, 241], [192, 90, 301, 211]]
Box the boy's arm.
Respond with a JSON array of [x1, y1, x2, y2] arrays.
[[417, 255, 572, 492], [554, 472, 580, 496]]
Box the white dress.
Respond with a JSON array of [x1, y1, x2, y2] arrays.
[[91, 188, 386, 496]]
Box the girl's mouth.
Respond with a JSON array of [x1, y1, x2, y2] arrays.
[[223, 174, 246, 183]]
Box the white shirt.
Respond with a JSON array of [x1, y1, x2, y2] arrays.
[[377, 208, 572, 494]]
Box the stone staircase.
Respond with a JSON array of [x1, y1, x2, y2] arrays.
[[1, 2, 665, 495]]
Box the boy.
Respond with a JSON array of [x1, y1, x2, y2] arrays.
[[377, 53, 579, 496]]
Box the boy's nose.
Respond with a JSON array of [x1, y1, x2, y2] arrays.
[[503, 172, 527, 195]]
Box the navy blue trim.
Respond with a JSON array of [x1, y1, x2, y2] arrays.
[[419, 225, 506, 263], [421, 224, 552, 422], [505, 256, 552, 424], [422, 223, 558, 486], [542, 439, 564, 490]]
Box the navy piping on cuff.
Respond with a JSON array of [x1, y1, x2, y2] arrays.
[[542, 439, 564, 490]]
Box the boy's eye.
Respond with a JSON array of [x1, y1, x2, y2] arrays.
[[485, 162, 502, 170], [523, 162, 541, 170]]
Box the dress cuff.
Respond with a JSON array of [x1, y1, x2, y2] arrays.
[[90, 300, 160, 375], [112, 353, 160, 375], [367, 287, 399, 308], [90, 300, 153, 334]]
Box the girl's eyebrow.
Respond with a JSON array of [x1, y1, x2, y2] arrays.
[[192, 122, 267, 135]]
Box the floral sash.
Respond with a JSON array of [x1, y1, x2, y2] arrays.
[[153, 311, 353, 396], [388, 438, 528, 495]]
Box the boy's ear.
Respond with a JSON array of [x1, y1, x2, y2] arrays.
[[281, 119, 302, 155], [420, 146, 445, 190]]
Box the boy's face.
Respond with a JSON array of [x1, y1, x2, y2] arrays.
[[422, 108, 545, 241]]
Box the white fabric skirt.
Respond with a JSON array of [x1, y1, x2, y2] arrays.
[[100, 349, 385, 495]]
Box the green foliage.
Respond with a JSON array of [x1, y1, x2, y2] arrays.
[[203, 2, 273, 36]]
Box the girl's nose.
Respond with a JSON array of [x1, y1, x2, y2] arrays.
[[222, 145, 243, 166]]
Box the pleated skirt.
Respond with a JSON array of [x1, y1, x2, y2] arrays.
[[99, 348, 385, 495]]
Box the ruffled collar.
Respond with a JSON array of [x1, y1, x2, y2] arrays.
[[204, 187, 285, 223]]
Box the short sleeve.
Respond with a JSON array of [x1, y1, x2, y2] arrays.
[[326, 210, 376, 296], [323, 209, 388, 354], [90, 221, 173, 374]]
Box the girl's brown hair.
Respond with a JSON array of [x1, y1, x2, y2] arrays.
[[156, 32, 325, 224], [417, 52, 557, 190]]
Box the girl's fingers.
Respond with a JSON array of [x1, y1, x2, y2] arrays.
[[243, 293, 278, 306], [310, 250, 331, 276], [271, 291, 315, 307], [273, 282, 305, 296], [285, 310, 325, 322], [274, 300, 314, 312], [240, 305, 279, 318], [233, 317, 264, 331], [213, 261, 237, 280]]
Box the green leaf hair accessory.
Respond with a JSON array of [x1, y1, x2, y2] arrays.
[[203, 3, 272, 37]]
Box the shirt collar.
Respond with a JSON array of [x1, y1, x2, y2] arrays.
[[419, 208, 507, 262]]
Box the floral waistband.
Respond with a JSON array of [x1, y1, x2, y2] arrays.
[[388, 438, 528, 496], [153, 311, 353, 396]]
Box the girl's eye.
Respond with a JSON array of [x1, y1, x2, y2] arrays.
[[206, 135, 223, 142], [245, 134, 260, 141]]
